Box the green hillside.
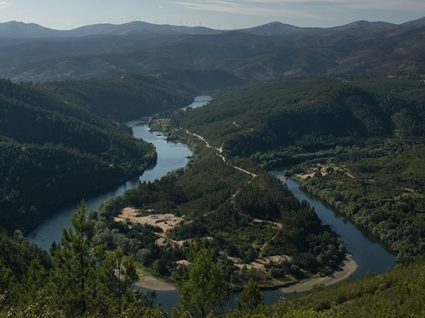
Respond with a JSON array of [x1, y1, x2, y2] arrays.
[[0, 210, 163, 318], [0, 229, 50, 280], [0, 79, 156, 232], [42, 74, 192, 121], [93, 146, 345, 289], [291, 142, 425, 260], [226, 259, 425, 318], [174, 76, 424, 157], [172, 75, 425, 260]]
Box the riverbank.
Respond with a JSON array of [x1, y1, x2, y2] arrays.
[[281, 255, 358, 293], [134, 255, 357, 294]]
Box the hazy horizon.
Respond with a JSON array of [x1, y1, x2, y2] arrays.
[[0, 0, 424, 30], [1, 15, 424, 32]]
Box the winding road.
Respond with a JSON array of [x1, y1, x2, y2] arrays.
[[183, 128, 363, 293], [184, 129, 257, 178]]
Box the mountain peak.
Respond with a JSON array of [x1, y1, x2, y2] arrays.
[[240, 21, 301, 36], [1, 20, 47, 27], [0, 20, 59, 38], [330, 20, 396, 31], [262, 21, 286, 26]]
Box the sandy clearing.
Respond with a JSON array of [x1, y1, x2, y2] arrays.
[[280, 255, 358, 293], [135, 270, 177, 291], [295, 164, 355, 180], [114, 208, 183, 234], [233, 255, 291, 272], [235, 259, 267, 271], [295, 172, 316, 180]]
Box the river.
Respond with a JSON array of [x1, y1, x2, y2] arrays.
[[27, 94, 396, 313], [27, 96, 212, 250]]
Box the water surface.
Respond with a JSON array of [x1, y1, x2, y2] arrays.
[[27, 97, 396, 312], [27, 102, 199, 250], [183, 95, 212, 110], [276, 176, 397, 279], [151, 172, 397, 311]]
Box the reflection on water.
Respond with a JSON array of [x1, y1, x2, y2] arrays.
[[26, 98, 206, 250], [275, 175, 397, 280], [26, 97, 396, 314]]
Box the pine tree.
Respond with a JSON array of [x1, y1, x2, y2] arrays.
[[237, 278, 263, 312], [19, 259, 49, 307], [49, 202, 154, 317], [50, 202, 99, 317], [99, 247, 138, 313], [176, 246, 231, 318], [0, 261, 13, 291], [0, 260, 14, 308]]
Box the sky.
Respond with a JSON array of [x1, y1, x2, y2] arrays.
[[0, 0, 425, 30]]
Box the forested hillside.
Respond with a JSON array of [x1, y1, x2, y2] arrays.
[[0, 209, 163, 318], [1, 11, 425, 318], [172, 75, 425, 261], [291, 142, 425, 261], [226, 259, 425, 318], [2, 18, 425, 82], [2, 216, 424, 318], [0, 229, 50, 280], [174, 76, 425, 156], [42, 74, 193, 121], [93, 143, 346, 289], [0, 79, 156, 232]]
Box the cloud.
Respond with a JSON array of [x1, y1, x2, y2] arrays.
[[235, 0, 425, 11], [175, 0, 425, 17], [0, 0, 10, 10], [174, 0, 319, 18], [304, 0, 425, 11]]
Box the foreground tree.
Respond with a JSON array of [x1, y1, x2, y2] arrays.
[[50, 202, 100, 316], [174, 246, 231, 318], [99, 248, 138, 312], [237, 278, 263, 312], [48, 202, 160, 317], [0, 203, 164, 317]]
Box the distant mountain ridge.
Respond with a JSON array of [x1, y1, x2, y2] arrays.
[[1, 17, 424, 39], [0, 21, 62, 38], [1, 16, 425, 83], [0, 20, 221, 38]]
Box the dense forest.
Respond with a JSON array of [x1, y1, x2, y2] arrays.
[[226, 259, 425, 318], [290, 142, 425, 261], [2, 17, 425, 83], [93, 143, 346, 289], [0, 78, 166, 232], [1, 72, 424, 316], [0, 207, 164, 318], [1, 12, 425, 317], [42, 74, 193, 121], [2, 219, 424, 318], [171, 75, 425, 261], [173, 75, 425, 157]]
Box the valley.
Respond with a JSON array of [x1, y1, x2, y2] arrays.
[[2, 77, 423, 316], [25, 96, 392, 312], [173, 76, 425, 261], [0, 76, 193, 234], [0, 13, 425, 318]]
